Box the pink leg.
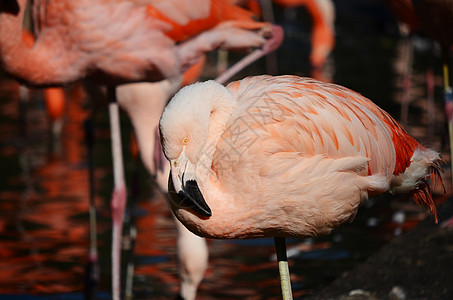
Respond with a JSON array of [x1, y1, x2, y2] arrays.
[[215, 25, 284, 84], [108, 87, 127, 300]]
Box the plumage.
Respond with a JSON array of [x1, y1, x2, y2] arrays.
[[116, 27, 283, 298], [0, 1, 283, 299], [160, 75, 443, 240], [0, 0, 271, 86]]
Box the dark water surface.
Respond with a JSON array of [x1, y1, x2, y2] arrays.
[[0, 0, 450, 299]]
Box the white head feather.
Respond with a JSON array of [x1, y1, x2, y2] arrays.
[[159, 80, 238, 164]]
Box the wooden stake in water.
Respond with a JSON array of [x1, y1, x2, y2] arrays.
[[274, 237, 293, 300]]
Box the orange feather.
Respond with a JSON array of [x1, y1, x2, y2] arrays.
[[147, 0, 254, 42]]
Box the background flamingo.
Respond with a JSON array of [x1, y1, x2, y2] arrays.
[[0, 1, 283, 299], [116, 62, 204, 300], [116, 34, 285, 297], [0, 0, 275, 86], [1, 1, 451, 298], [159, 75, 443, 298]]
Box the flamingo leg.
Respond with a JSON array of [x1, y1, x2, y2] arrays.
[[108, 87, 127, 300], [259, 0, 278, 74], [217, 50, 229, 75], [274, 237, 293, 300], [125, 144, 142, 300], [215, 25, 283, 85], [84, 117, 99, 299]]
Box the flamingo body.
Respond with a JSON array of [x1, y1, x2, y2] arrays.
[[21, 29, 66, 133], [117, 56, 206, 181], [0, 0, 271, 86], [1, 1, 282, 299], [160, 75, 442, 239]]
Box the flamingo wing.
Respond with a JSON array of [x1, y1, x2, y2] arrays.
[[9, 0, 268, 85], [217, 76, 419, 178], [209, 76, 439, 228]]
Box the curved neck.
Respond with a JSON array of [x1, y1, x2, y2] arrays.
[[197, 84, 238, 178], [0, 0, 78, 86], [0, 0, 26, 66]]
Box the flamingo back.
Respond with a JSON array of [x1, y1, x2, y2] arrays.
[[225, 75, 418, 176], [213, 75, 441, 223], [147, 0, 255, 42]]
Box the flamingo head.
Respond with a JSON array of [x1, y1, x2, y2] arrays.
[[159, 80, 237, 217]]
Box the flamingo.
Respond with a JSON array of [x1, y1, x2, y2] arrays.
[[159, 75, 443, 298], [116, 41, 286, 298], [117, 57, 208, 191], [0, 0, 277, 86], [0, 1, 284, 299], [118, 80, 208, 300]]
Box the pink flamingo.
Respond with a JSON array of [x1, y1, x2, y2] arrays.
[[0, 0, 277, 86], [117, 63, 203, 299], [159, 75, 443, 298], [116, 41, 285, 298], [0, 1, 283, 299]]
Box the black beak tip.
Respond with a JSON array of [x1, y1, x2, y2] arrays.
[[177, 190, 212, 217], [169, 172, 212, 217]]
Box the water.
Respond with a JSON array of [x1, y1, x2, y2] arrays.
[[0, 0, 450, 299]]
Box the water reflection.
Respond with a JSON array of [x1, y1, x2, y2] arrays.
[[0, 81, 104, 295], [0, 0, 451, 299]]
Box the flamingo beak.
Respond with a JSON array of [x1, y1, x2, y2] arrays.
[[169, 151, 212, 217]]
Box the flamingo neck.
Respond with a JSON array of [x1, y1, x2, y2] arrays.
[[0, 0, 80, 86], [0, 0, 29, 76], [196, 83, 238, 180]]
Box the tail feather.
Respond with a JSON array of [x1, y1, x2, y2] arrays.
[[391, 147, 444, 222]]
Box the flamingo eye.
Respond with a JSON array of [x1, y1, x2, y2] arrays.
[[183, 137, 189, 145]]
